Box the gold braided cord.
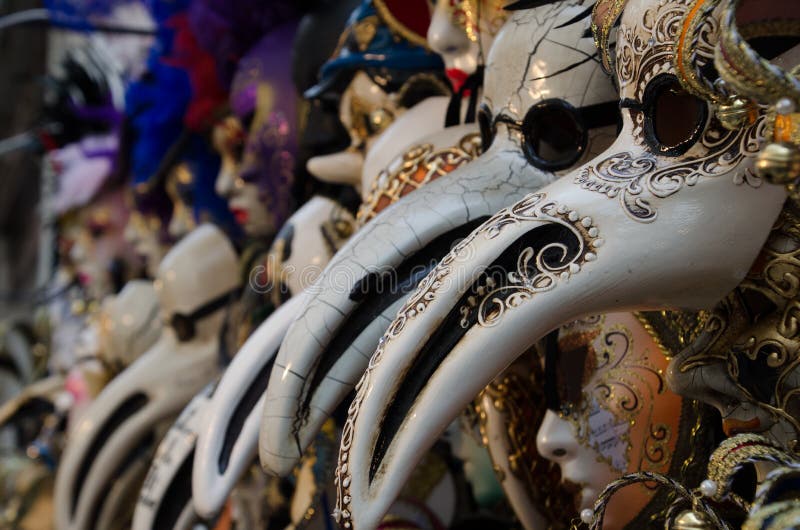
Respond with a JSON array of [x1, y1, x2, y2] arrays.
[[675, 0, 725, 102], [585, 471, 731, 530], [591, 0, 629, 74], [715, 0, 800, 105], [706, 434, 797, 508]]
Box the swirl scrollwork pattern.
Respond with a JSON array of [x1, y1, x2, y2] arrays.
[[575, 119, 763, 222], [456, 193, 603, 328]]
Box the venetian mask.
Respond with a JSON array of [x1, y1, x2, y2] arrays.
[[303, 0, 446, 187], [668, 210, 800, 451], [427, 0, 508, 92], [54, 225, 239, 530], [259, 0, 619, 494], [537, 313, 690, 530], [223, 23, 300, 238], [333, 0, 789, 528], [69, 188, 135, 300]]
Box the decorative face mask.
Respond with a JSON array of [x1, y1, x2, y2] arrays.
[[669, 208, 800, 451], [335, 0, 788, 528], [538, 313, 691, 530], [69, 189, 135, 300], [427, 0, 508, 92], [226, 23, 299, 237], [303, 0, 446, 187], [260, 1, 620, 494]]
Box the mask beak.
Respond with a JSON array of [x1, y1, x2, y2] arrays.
[[338, 146, 785, 530], [193, 295, 303, 518], [132, 387, 212, 530], [55, 333, 218, 530], [259, 137, 554, 476], [306, 150, 364, 187]]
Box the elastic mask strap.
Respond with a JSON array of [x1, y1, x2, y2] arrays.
[[444, 67, 485, 127]]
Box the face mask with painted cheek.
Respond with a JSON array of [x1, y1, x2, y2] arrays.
[[427, 0, 508, 92], [260, 0, 618, 504], [538, 313, 686, 530], [335, 1, 788, 528]]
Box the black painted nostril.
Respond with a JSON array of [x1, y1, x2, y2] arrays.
[[552, 448, 567, 457]]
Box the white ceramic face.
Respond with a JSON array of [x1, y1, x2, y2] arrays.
[[228, 181, 274, 238], [427, 0, 508, 92]]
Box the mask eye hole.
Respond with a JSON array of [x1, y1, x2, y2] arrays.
[[477, 103, 494, 154], [521, 99, 587, 171], [644, 75, 708, 157]]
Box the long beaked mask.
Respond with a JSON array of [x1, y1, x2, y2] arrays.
[[259, 0, 619, 479], [53, 226, 239, 530], [335, 1, 792, 528]]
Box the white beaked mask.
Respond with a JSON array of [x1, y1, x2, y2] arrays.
[[335, 0, 790, 528], [259, 0, 618, 492]]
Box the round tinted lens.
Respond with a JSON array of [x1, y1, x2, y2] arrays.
[[522, 100, 586, 170], [477, 104, 494, 154], [647, 76, 707, 156]]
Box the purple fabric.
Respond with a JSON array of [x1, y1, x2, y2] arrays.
[[188, 0, 300, 86]]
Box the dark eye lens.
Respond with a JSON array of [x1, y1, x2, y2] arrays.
[[647, 76, 707, 156], [477, 104, 494, 154], [522, 100, 586, 171]]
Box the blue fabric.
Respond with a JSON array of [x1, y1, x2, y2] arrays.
[[314, 0, 443, 89]]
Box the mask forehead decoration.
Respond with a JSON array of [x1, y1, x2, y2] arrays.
[[443, 0, 508, 42]]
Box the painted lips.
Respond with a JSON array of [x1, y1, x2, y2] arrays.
[[231, 207, 249, 225], [446, 68, 470, 93]]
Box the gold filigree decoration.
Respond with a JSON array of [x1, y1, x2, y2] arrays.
[[673, 205, 800, 449], [358, 133, 481, 225]]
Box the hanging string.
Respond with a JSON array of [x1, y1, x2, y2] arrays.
[[444, 66, 485, 127]]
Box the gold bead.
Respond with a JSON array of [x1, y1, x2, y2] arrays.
[[716, 97, 756, 130], [755, 142, 800, 185], [671, 509, 714, 530]]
